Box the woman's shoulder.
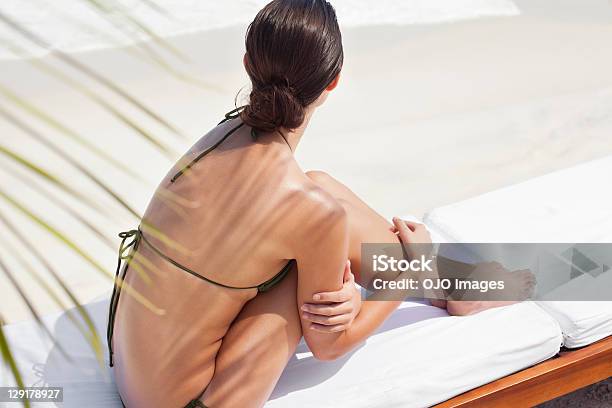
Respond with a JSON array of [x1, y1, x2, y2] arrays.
[[277, 172, 347, 259], [282, 171, 347, 232]]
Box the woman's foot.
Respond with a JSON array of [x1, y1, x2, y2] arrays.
[[444, 265, 536, 316]]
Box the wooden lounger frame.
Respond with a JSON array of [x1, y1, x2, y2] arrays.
[[434, 335, 612, 407]]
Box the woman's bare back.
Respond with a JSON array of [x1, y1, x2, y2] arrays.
[[112, 118, 314, 407]]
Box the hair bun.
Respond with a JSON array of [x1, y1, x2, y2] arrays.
[[242, 0, 343, 134], [241, 83, 305, 134]]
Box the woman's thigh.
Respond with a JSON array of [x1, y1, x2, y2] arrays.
[[201, 263, 301, 408], [306, 171, 400, 285]]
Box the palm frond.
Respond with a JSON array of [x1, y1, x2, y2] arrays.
[[79, 0, 187, 61], [0, 144, 110, 217], [2, 5, 220, 95], [0, 9, 184, 137], [11, 169, 115, 248], [0, 187, 111, 278], [0, 83, 146, 179], [0, 318, 31, 408], [0, 189, 166, 316], [0, 242, 72, 361], [0, 106, 142, 218], [2, 42, 183, 153], [0, 256, 70, 360], [137, 0, 171, 17], [0, 209, 108, 349]]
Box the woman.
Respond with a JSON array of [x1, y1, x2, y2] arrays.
[[107, 1, 514, 407]]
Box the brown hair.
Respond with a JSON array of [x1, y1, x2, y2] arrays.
[[241, 0, 343, 134]]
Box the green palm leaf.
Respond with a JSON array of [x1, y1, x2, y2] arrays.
[[0, 256, 70, 361], [0, 106, 142, 218], [0, 242, 73, 360], [0, 83, 144, 180], [0, 9, 184, 138], [137, 0, 170, 17], [0, 144, 110, 217], [0, 188, 165, 316], [10, 170, 115, 249], [0, 319, 31, 408], [0, 209, 108, 371], [0, 232, 108, 373], [80, 0, 187, 61], [1, 12, 222, 97], [0, 40, 201, 145], [0, 188, 111, 278]]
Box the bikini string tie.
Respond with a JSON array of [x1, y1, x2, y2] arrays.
[[107, 229, 142, 367]]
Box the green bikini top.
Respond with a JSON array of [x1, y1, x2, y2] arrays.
[[107, 107, 294, 367]]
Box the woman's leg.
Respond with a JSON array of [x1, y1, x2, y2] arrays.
[[200, 263, 301, 408], [305, 171, 513, 316]]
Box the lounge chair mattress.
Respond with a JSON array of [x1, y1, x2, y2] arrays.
[[424, 155, 612, 349], [1, 297, 561, 408]]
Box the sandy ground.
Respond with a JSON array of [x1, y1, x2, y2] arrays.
[[537, 376, 611, 407], [1, 0, 612, 322]]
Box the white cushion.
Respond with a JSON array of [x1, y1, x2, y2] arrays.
[[424, 156, 612, 244], [1, 297, 562, 408], [268, 301, 560, 408], [537, 269, 612, 348], [424, 155, 612, 348]]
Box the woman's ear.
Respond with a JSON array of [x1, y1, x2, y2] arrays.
[[326, 73, 341, 91]]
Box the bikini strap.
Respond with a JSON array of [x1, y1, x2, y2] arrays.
[[171, 107, 292, 183], [217, 105, 246, 125], [220, 106, 258, 141], [107, 229, 142, 367], [257, 260, 294, 292], [136, 228, 262, 291], [184, 399, 207, 408], [171, 107, 248, 183]]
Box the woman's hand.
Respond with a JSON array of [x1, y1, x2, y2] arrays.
[[390, 217, 433, 260], [301, 260, 361, 333]]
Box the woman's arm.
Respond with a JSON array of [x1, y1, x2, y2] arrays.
[[296, 214, 433, 360], [300, 261, 362, 334], [292, 190, 350, 360]]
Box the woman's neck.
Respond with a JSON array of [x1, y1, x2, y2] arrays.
[[280, 106, 314, 152]]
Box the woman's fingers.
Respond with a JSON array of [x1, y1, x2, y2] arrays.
[[311, 289, 351, 303], [302, 310, 350, 326], [312, 260, 353, 302], [393, 217, 426, 232], [393, 218, 431, 242], [310, 323, 347, 333], [393, 217, 414, 242], [302, 302, 352, 316], [303, 259, 361, 332], [392, 217, 433, 262]]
